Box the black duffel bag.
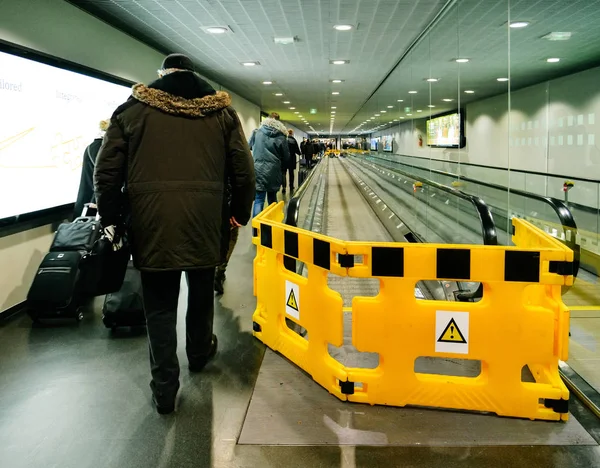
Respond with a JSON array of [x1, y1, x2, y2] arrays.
[[50, 217, 102, 252], [81, 234, 131, 297]]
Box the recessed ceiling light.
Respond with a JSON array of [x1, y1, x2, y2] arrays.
[[273, 36, 297, 45], [294, 111, 299, 114], [330, 60, 349, 65], [263, 81, 273, 85], [509, 21, 530, 28], [426, 78, 439, 82], [542, 32, 572, 41], [497, 77, 509, 82], [427, 105, 435, 108], [375, 114, 380, 116], [331, 111, 336, 114], [416, 110, 423, 113], [289, 107, 296, 110], [331, 106, 337, 109], [381, 110, 387, 113], [387, 105, 394, 108], [331, 79, 344, 83], [464, 90, 475, 94], [547, 57, 560, 63], [332, 92, 340, 95], [333, 24, 354, 31], [397, 99, 404, 102], [241, 61, 259, 66], [283, 101, 290, 104], [274, 93, 283, 96], [408, 90, 418, 94], [400, 117, 405, 119], [407, 113, 413, 116], [204, 26, 229, 34]]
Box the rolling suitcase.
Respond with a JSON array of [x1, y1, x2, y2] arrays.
[[27, 251, 86, 322], [102, 261, 145, 330], [27, 209, 102, 323], [298, 167, 309, 186]]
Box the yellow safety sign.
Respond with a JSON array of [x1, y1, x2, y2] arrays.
[[285, 280, 300, 320], [287, 289, 298, 311], [435, 311, 469, 354], [437, 318, 467, 344]]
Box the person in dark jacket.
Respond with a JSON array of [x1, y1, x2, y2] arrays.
[[302, 138, 316, 168], [249, 112, 290, 217], [283, 129, 301, 194], [94, 54, 255, 415], [73, 120, 109, 217]]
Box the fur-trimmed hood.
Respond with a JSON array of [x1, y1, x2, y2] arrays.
[[260, 117, 287, 136], [132, 83, 231, 117]]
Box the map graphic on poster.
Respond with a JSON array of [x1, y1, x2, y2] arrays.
[[0, 51, 131, 219]]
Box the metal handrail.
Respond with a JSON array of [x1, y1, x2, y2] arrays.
[[353, 155, 498, 247], [366, 154, 580, 277]]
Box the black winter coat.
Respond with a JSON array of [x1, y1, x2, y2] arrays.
[[286, 135, 301, 169], [74, 137, 102, 218], [94, 71, 255, 271]]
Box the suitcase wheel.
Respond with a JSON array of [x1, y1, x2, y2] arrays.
[[76, 311, 84, 322]]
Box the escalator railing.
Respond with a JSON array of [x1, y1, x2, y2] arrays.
[[364, 154, 580, 278]]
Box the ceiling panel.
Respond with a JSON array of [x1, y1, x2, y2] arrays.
[[66, 0, 448, 134], [346, 0, 600, 135], [66, 0, 600, 136]]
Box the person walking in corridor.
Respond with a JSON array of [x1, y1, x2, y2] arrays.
[[94, 53, 255, 415], [249, 112, 290, 216], [283, 129, 301, 194]]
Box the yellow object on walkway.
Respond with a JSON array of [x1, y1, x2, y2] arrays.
[[252, 202, 573, 421]]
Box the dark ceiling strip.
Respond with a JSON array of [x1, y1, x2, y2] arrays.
[[342, 0, 458, 133]]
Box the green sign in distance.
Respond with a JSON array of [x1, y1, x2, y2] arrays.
[[310, 108, 317, 114]]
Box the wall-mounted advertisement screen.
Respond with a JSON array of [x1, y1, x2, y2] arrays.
[[370, 137, 379, 151], [382, 135, 393, 152], [0, 50, 131, 220], [426, 112, 465, 148]]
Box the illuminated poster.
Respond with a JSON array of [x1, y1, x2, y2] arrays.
[[0, 51, 131, 219]]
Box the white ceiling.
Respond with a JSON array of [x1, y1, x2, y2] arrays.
[[67, 0, 600, 136]]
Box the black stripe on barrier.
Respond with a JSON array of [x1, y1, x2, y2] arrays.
[[437, 248, 471, 280], [372, 247, 404, 277], [338, 254, 355, 268], [544, 398, 568, 414], [340, 380, 355, 395], [505, 250, 540, 282], [260, 224, 273, 249], [549, 260, 574, 276], [313, 239, 331, 270], [284, 230, 299, 258], [252, 227, 258, 238]]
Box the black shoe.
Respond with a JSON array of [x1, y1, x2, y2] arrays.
[[214, 270, 225, 295], [152, 381, 179, 415], [282, 188, 286, 194], [153, 396, 175, 415], [189, 335, 218, 372]]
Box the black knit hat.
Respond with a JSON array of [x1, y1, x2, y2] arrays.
[[161, 53, 195, 72]]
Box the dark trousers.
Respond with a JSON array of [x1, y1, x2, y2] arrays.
[[140, 268, 215, 402], [282, 167, 295, 191], [216, 227, 239, 275]]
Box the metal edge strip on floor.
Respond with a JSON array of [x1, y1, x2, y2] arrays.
[[560, 361, 600, 420]]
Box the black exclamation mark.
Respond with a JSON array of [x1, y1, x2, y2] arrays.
[[450, 325, 455, 339]]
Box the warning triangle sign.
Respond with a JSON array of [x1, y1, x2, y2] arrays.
[[286, 289, 299, 311], [437, 318, 467, 344]]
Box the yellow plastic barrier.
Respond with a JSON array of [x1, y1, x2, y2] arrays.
[[252, 202, 573, 421]]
